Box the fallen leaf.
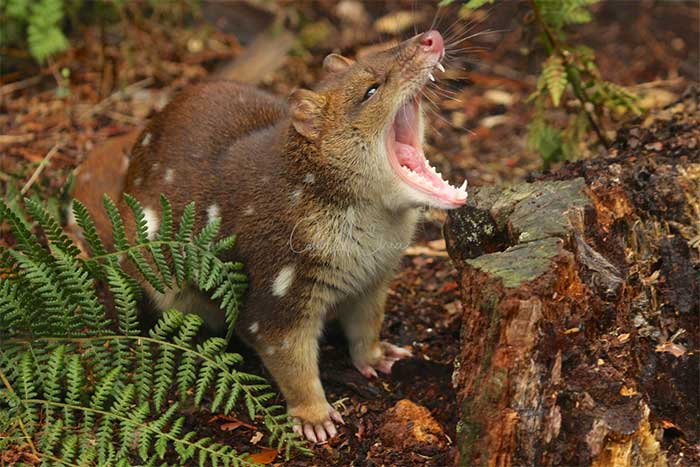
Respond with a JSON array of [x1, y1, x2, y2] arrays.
[[564, 327, 580, 335], [661, 419, 682, 430], [441, 281, 459, 293], [247, 447, 278, 464], [427, 239, 446, 251], [443, 301, 461, 315], [655, 342, 687, 357], [374, 11, 425, 34], [617, 333, 630, 344], [221, 421, 247, 431], [641, 270, 660, 286], [479, 114, 509, 129], [484, 89, 514, 106], [249, 431, 264, 445], [619, 385, 639, 397]]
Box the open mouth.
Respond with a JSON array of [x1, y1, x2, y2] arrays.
[[386, 96, 467, 208]]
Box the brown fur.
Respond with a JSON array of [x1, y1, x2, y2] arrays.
[[115, 32, 447, 436]]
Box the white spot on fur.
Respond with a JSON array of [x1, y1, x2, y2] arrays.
[[272, 265, 296, 298], [121, 156, 130, 172], [266, 347, 275, 356], [303, 173, 315, 184], [249, 322, 259, 334], [142, 133, 152, 146], [261, 176, 270, 184], [281, 338, 290, 349], [290, 189, 302, 207], [143, 207, 159, 240], [206, 204, 220, 224], [80, 172, 92, 182], [152, 162, 160, 171], [164, 168, 174, 184], [133, 177, 143, 187], [244, 205, 255, 216]]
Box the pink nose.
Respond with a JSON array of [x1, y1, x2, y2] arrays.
[[419, 30, 444, 55]]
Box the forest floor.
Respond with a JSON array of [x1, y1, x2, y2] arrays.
[[1, 1, 698, 466]]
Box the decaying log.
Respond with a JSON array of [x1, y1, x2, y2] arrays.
[[445, 87, 699, 466]]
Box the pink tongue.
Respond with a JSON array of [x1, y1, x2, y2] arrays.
[[395, 142, 421, 169], [396, 142, 448, 191]]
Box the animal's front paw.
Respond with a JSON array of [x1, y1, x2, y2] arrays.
[[353, 341, 413, 378], [289, 403, 344, 443]]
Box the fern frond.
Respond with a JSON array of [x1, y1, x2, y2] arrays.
[[0, 195, 308, 464], [542, 55, 567, 107], [25, 197, 81, 257], [72, 200, 108, 257], [103, 195, 129, 251]]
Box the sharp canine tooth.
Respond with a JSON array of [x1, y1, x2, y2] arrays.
[[429, 73, 435, 82], [437, 63, 445, 72], [460, 180, 468, 191]]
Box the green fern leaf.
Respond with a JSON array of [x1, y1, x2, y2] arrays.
[[176, 202, 196, 242], [542, 55, 567, 107], [25, 197, 81, 257]]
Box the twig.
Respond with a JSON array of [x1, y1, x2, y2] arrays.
[[105, 110, 143, 125], [632, 77, 685, 89], [20, 142, 61, 195], [528, 0, 610, 148], [78, 77, 154, 121], [0, 76, 42, 96]]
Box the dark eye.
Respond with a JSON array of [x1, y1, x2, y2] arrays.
[[363, 84, 379, 101]]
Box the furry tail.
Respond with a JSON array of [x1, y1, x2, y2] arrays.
[[67, 128, 141, 252]]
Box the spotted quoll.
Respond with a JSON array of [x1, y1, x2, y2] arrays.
[[118, 30, 467, 442]]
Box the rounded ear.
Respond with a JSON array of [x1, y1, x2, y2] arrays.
[[322, 53, 354, 74], [288, 89, 326, 141]]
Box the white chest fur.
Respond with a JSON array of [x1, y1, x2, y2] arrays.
[[296, 204, 419, 303]]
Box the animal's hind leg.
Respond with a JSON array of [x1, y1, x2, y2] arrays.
[[338, 281, 413, 378]]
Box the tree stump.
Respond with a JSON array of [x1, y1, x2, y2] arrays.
[[445, 87, 699, 467]]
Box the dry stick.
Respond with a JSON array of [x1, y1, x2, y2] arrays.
[[0, 75, 42, 96], [78, 77, 154, 121], [20, 142, 61, 195], [528, 0, 610, 148]]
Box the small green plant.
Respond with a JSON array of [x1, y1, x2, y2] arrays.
[[1, 0, 201, 65], [444, 0, 642, 168], [0, 195, 308, 465], [2, 0, 70, 63]]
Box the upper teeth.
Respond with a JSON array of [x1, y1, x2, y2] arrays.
[[429, 73, 435, 82], [437, 63, 445, 72]]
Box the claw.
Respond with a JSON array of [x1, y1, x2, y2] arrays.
[[323, 420, 338, 438], [314, 424, 327, 443], [292, 406, 342, 443], [292, 419, 303, 436], [357, 365, 378, 378], [354, 342, 413, 379], [330, 409, 345, 425], [303, 424, 318, 443], [383, 343, 413, 359]]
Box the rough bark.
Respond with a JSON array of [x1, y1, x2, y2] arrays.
[[445, 87, 699, 467]]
